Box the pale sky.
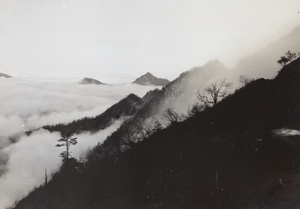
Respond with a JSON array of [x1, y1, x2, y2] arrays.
[[0, 0, 299, 82]]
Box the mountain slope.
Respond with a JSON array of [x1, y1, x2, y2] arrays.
[[42, 94, 143, 136], [96, 60, 231, 152], [30, 60, 229, 142], [13, 58, 300, 209], [161, 60, 230, 115], [133, 72, 170, 86], [128, 60, 230, 128]]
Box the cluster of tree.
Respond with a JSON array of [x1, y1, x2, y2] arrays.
[[277, 50, 298, 67]]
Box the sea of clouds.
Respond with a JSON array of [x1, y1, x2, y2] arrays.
[[0, 77, 156, 209]]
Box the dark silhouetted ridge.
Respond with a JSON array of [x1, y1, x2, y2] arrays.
[[13, 58, 300, 209], [43, 93, 142, 136]]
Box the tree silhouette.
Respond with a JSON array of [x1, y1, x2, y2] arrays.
[[277, 56, 289, 67], [239, 75, 254, 86], [285, 50, 297, 61], [164, 108, 183, 124], [197, 79, 232, 107], [44, 168, 48, 185], [56, 134, 78, 162], [277, 50, 297, 67]]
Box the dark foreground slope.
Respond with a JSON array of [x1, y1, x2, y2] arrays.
[[14, 59, 300, 209]]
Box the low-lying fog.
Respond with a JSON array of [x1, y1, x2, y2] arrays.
[[0, 77, 156, 209]]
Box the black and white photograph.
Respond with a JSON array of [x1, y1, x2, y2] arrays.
[[0, 0, 300, 208]]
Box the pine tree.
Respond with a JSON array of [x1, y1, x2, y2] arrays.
[[56, 134, 78, 162]]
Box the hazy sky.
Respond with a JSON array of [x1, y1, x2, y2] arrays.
[[0, 0, 299, 81]]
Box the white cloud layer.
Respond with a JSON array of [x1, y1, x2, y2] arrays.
[[0, 118, 126, 209], [0, 77, 155, 132], [0, 77, 155, 209]]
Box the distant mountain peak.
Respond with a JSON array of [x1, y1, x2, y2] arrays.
[[79, 77, 105, 85], [133, 72, 170, 86], [0, 72, 12, 78]]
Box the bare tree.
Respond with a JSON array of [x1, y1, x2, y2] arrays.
[[164, 108, 182, 124], [197, 79, 232, 107], [239, 75, 254, 86], [56, 134, 78, 162]]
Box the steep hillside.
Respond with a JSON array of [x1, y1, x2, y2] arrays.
[[131, 60, 230, 123], [127, 60, 231, 129], [97, 60, 231, 149], [161, 60, 231, 115], [13, 58, 300, 209], [42, 60, 230, 147], [22, 59, 226, 157]]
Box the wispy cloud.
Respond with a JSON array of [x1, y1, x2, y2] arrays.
[[0, 117, 128, 209], [0, 77, 155, 209], [0, 77, 155, 131]]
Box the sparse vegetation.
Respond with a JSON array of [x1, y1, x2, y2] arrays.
[[197, 79, 232, 107], [239, 75, 255, 86], [277, 50, 298, 67], [12, 58, 300, 209], [56, 134, 77, 162], [164, 108, 184, 124]]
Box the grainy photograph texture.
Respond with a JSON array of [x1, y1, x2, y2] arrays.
[[0, 0, 300, 208]]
